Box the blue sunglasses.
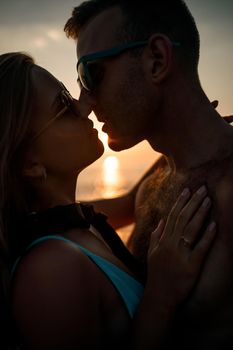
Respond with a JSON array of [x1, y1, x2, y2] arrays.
[[77, 40, 181, 92]]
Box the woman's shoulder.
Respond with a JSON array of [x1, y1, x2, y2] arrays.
[[11, 235, 100, 312], [11, 237, 103, 348]]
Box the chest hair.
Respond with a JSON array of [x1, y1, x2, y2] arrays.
[[130, 155, 233, 263]]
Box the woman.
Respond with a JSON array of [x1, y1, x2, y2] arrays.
[[0, 52, 216, 349]]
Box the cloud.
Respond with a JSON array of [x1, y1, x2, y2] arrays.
[[32, 37, 48, 49], [29, 28, 63, 49], [47, 29, 63, 42]]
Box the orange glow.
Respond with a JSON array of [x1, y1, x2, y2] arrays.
[[98, 129, 109, 150], [103, 156, 119, 185], [102, 156, 125, 198]]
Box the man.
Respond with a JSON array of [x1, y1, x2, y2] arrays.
[[64, 1, 233, 348]]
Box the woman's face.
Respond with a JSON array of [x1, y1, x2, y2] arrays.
[[28, 66, 104, 178]]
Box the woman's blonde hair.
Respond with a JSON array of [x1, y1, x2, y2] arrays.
[[0, 52, 35, 348]]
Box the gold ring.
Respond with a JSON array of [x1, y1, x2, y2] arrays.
[[180, 236, 191, 248]]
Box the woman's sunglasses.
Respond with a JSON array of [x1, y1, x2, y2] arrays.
[[30, 84, 75, 142]]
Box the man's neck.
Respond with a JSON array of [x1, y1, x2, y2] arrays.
[[147, 89, 233, 172]]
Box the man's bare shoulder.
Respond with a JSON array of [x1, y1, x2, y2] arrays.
[[206, 156, 233, 229], [215, 171, 233, 236]]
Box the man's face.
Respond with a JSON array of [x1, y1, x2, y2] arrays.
[[77, 6, 153, 151]]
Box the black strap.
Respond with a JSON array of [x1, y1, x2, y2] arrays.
[[11, 203, 146, 284], [81, 204, 146, 284]]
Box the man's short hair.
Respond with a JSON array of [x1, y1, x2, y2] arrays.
[[64, 0, 200, 72]]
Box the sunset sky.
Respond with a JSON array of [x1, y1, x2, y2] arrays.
[[1, 0, 233, 198]]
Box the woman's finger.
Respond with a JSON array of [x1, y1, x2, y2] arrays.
[[211, 100, 219, 109], [148, 219, 166, 256], [162, 188, 191, 237], [191, 221, 217, 263], [178, 196, 212, 248], [223, 115, 233, 124], [173, 185, 207, 237]]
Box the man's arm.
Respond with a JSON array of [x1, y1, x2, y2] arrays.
[[83, 155, 167, 229]]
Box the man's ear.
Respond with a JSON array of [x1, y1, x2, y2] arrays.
[[147, 34, 173, 84]]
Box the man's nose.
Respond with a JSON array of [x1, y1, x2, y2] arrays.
[[78, 89, 96, 118], [79, 87, 97, 104]]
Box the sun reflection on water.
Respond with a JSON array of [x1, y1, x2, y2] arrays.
[[103, 156, 119, 184], [101, 156, 126, 198]]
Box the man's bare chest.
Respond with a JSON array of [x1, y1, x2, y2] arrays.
[[129, 160, 231, 262], [129, 156, 233, 345]]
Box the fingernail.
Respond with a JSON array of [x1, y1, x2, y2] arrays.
[[197, 185, 207, 195], [208, 222, 216, 231], [202, 197, 211, 207], [181, 188, 190, 196]]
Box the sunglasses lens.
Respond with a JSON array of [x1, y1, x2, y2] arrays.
[[87, 63, 104, 90], [61, 89, 80, 116], [78, 62, 91, 91], [78, 61, 104, 92]]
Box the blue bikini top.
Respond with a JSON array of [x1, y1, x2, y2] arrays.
[[12, 235, 144, 318], [11, 204, 145, 317]]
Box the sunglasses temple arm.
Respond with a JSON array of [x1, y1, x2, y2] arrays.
[[30, 106, 68, 142]]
